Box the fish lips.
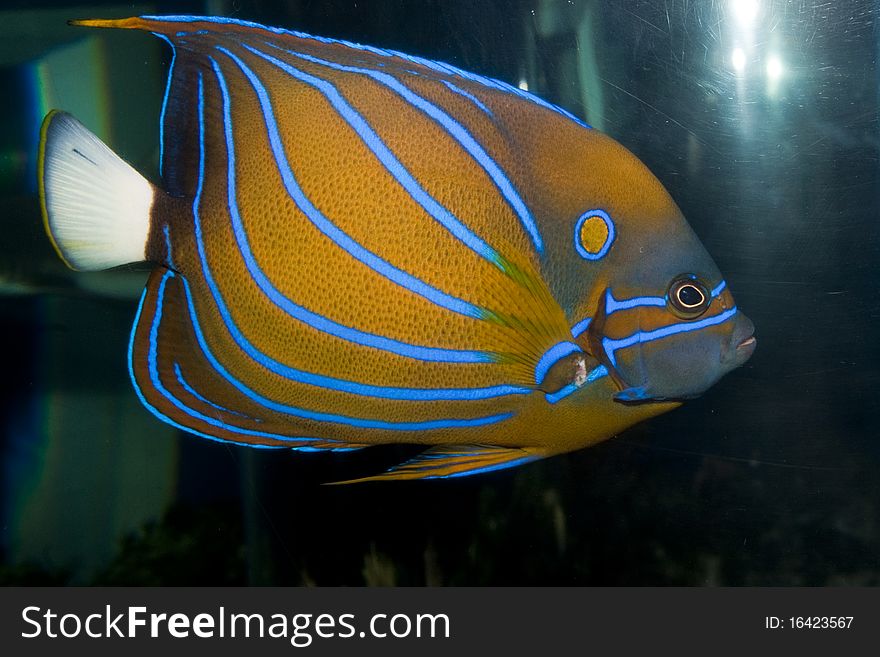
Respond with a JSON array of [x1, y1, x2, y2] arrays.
[[722, 313, 757, 368]]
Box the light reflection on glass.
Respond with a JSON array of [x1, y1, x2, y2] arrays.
[[766, 54, 784, 81], [732, 47, 747, 73], [731, 0, 760, 26]]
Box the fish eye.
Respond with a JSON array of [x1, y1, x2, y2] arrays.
[[667, 276, 711, 319]]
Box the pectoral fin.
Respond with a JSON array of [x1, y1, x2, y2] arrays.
[[328, 444, 547, 484]]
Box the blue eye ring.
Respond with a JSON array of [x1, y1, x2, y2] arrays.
[[574, 209, 615, 261]]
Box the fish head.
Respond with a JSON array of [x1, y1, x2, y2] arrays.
[[573, 139, 755, 403]]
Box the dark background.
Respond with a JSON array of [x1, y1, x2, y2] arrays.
[[1, 0, 878, 585]]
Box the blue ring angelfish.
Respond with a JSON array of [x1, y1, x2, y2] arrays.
[[574, 209, 615, 261], [35, 15, 755, 484]]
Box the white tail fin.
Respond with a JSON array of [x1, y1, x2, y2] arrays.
[[39, 111, 154, 271]]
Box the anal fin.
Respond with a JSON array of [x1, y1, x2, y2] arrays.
[[329, 444, 547, 484]]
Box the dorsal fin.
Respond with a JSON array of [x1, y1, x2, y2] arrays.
[[71, 18, 208, 196], [153, 33, 203, 196]]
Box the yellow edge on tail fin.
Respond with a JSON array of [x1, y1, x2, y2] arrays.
[[38, 110, 74, 269]]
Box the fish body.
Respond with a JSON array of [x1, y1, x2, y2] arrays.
[[38, 16, 755, 481]]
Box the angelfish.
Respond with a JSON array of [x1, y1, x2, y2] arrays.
[[38, 15, 756, 482]]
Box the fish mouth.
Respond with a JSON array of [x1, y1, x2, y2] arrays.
[[722, 313, 756, 367], [732, 334, 757, 364], [737, 335, 757, 351]]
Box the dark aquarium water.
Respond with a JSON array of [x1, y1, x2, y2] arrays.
[[1, 0, 878, 585]]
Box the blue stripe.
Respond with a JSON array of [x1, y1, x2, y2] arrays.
[[295, 444, 368, 452], [239, 45, 503, 267], [544, 365, 609, 404], [195, 70, 519, 400], [187, 73, 516, 429], [143, 15, 590, 129], [409, 58, 589, 129], [215, 47, 484, 320], [130, 272, 324, 446], [263, 43, 543, 254], [152, 32, 176, 178], [128, 290, 288, 449], [150, 274, 313, 440], [571, 316, 591, 338], [173, 362, 255, 419], [533, 341, 582, 385], [189, 258, 528, 400], [574, 209, 615, 261], [292, 445, 366, 453], [544, 382, 578, 405], [176, 268, 515, 430], [605, 289, 666, 314], [438, 455, 540, 479], [589, 364, 609, 381], [162, 224, 173, 265], [391, 449, 541, 478], [603, 307, 738, 366], [440, 79, 494, 117], [208, 59, 490, 364], [605, 279, 729, 316]]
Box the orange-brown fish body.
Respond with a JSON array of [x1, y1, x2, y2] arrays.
[[38, 16, 755, 481]]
